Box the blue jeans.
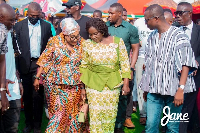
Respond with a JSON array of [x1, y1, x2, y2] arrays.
[[146, 93, 183, 133]]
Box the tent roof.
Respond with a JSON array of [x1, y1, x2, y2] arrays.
[[192, 1, 200, 6], [145, 0, 177, 9]]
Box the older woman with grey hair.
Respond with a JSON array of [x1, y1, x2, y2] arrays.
[[34, 18, 87, 132]]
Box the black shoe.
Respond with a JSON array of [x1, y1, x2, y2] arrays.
[[23, 126, 33, 133], [34, 128, 41, 133], [114, 128, 125, 133]]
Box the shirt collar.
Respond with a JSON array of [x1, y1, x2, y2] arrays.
[[28, 19, 40, 26], [107, 20, 127, 28], [186, 21, 193, 30], [181, 21, 193, 31]]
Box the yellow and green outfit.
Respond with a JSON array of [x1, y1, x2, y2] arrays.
[[80, 37, 131, 133]]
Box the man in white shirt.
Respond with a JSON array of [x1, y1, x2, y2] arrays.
[[0, 31, 23, 133], [134, 17, 152, 125]]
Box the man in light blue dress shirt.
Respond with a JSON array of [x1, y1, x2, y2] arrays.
[[14, 2, 52, 133]]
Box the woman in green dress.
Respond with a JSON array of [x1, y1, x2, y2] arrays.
[[80, 18, 131, 133]]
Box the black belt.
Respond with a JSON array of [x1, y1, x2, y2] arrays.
[[31, 57, 39, 61]]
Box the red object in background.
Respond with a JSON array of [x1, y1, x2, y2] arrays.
[[197, 88, 200, 126], [143, 0, 177, 16], [21, 98, 24, 110], [192, 1, 200, 14], [118, 0, 152, 15]]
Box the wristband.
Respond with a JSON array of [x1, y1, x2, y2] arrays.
[[18, 79, 22, 83], [0, 88, 6, 91], [131, 67, 135, 71], [34, 75, 40, 80]]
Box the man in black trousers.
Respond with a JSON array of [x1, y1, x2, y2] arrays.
[[14, 2, 52, 133], [175, 2, 200, 133]]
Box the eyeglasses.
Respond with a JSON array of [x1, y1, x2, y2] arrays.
[[66, 34, 80, 41], [145, 14, 163, 23], [174, 11, 191, 16], [145, 16, 155, 23]]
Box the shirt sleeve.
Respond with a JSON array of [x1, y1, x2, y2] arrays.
[[175, 33, 197, 74], [37, 37, 55, 73], [119, 38, 131, 79], [129, 25, 139, 45], [0, 29, 8, 54]]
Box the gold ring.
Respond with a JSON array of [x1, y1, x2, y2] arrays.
[[7, 107, 9, 109]]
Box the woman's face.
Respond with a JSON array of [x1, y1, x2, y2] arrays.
[[88, 26, 103, 43], [64, 30, 80, 46]]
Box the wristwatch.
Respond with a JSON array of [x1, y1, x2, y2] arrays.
[[33, 75, 40, 80], [178, 85, 185, 90], [131, 67, 135, 71], [0, 88, 6, 91]]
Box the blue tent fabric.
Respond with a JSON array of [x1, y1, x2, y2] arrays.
[[81, 3, 96, 13]]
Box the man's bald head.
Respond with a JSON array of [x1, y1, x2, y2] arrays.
[[178, 2, 193, 12], [0, 3, 15, 30], [28, 2, 41, 12], [27, 2, 41, 25], [164, 11, 173, 25], [145, 4, 164, 19]]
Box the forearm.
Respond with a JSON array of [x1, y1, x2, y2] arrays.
[[35, 66, 43, 77], [131, 44, 139, 68], [179, 66, 189, 86], [123, 78, 129, 86], [0, 55, 6, 88]]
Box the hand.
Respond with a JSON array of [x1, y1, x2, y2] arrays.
[[1, 91, 10, 114], [192, 70, 197, 76], [81, 89, 86, 102], [122, 85, 130, 95], [143, 91, 148, 102], [33, 79, 39, 92], [19, 82, 23, 97], [143, 64, 145, 71], [173, 88, 184, 107], [6, 79, 15, 97]]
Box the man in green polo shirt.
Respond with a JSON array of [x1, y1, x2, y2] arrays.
[[106, 3, 139, 133]]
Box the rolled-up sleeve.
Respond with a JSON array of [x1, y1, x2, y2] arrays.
[[175, 35, 197, 74]]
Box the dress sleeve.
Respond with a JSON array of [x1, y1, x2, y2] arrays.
[[175, 34, 197, 74], [37, 37, 55, 73], [119, 38, 131, 79], [79, 40, 89, 71]]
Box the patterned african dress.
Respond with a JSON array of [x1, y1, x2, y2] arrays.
[[37, 33, 88, 133], [79, 36, 131, 133]]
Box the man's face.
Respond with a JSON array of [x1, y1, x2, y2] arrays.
[[0, 12, 15, 30], [28, 9, 40, 19], [175, 5, 192, 26], [66, 5, 78, 15], [122, 11, 127, 20], [144, 11, 156, 30], [108, 7, 121, 23], [93, 12, 101, 19]]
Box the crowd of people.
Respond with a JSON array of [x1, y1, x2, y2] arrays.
[[0, 0, 200, 133]]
